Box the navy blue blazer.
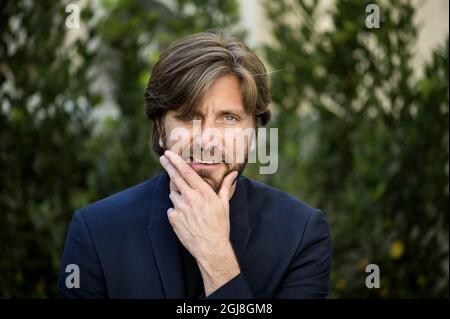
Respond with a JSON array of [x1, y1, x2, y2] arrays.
[[58, 171, 332, 299]]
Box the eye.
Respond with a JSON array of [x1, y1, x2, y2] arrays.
[[224, 114, 238, 122], [177, 113, 200, 121], [187, 114, 200, 120]]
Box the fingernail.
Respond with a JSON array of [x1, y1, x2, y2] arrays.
[[232, 172, 239, 185], [160, 155, 168, 165]]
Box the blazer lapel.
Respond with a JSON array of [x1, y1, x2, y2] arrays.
[[229, 175, 252, 263], [148, 172, 185, 298]]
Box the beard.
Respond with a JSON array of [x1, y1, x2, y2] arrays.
[[195, 162, 247, 193], [161, 136, 248, 193]]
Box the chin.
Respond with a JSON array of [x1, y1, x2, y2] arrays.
[[204, 177, 222, 193]]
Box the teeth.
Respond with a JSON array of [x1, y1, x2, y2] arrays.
[[192, 158, 217, 164]]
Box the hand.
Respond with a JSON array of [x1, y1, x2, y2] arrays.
[[160, 150, 240, 296]]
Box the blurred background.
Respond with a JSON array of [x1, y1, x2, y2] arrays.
[[0, 0, 448, 298]]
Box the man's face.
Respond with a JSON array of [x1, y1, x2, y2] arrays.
[[160, 75, 255, 193]]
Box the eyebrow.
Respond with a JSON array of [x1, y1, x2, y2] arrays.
[[217, 109, 247, 118], [174, 108, 248, 119]]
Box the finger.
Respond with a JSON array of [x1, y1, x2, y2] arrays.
[[167, 208, 188, 233], [167, 208, 176, 226], [164, 150, 208, 190], [170, 179, 180, 194], [218, 170, 239, 203], [160, 155, 191, 194], [169, 190, 185, 209]]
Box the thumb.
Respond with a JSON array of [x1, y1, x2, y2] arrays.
[[218, 171, 239, 203]]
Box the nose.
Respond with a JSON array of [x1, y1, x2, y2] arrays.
[[192, 119, 223, 159]]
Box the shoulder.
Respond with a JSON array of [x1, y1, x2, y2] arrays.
[[239, 175, 326, 231], [73, 173, 163, 229], [240, 176, 332, 266]]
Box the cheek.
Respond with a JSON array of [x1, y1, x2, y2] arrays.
[[223, 132, 251, 163], [164, 125, 194, 157]]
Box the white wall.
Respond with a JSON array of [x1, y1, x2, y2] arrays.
[[239, 0, 449, 68]]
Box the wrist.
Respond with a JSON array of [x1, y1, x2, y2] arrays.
[[196, 241, 240, 296]]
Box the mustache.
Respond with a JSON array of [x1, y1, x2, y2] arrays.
[[163, 146, 245, 163]]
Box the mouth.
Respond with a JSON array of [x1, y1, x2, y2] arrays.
[[188, 157, 223, 170]]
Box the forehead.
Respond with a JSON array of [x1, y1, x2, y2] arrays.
[[196, 75, 245, 113]]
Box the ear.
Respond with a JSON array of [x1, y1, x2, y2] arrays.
[[154, 118, 166, 151], [155, 118, 163, 136], [156, 118, 166, 141]]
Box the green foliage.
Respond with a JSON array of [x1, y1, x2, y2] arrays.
[[262, 0, 448, 298], [1, 0, 99, 297]]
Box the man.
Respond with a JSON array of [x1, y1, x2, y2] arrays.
[[58, 31, 332, 299]]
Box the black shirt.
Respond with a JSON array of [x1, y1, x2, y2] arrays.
[[178, 243, 204, 299]]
